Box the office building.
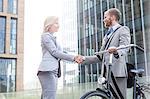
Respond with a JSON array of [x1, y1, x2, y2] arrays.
[[77, 0, 150, 83], [0, 0, 24, 92], [60, 0, 78, 86]]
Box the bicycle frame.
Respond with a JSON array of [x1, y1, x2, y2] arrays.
[[95, 53, 114, 99], [106, 54, 113, 98], [95, 44, 145, 99], [97, 53, 123, 98], [98, 53, 114, 98], [133, 71, 138, 99]]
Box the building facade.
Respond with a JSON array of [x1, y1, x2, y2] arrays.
[[77, 0, 150, 83], [60, 0, 79, 86], [0, 0, 24, 92]]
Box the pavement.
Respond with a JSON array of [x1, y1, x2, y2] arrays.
[[0, 77, 150, 99]]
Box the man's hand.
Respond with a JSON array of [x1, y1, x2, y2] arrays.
[[74, 55, 85, 64], [107, 46, 118, 54]]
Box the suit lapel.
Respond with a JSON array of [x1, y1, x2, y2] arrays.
[[104, 31, 116, 50], [104, 25, 122, 50]]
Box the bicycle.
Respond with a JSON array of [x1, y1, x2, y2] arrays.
[[131, 69, 146, 99], [80, 44, 149, 99], [132, 69, 150, 99]]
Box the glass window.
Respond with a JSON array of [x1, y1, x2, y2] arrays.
[[0, 58, 16, 92], [8, 0, 17, 14], [0, 17, 6, 54], [77, 0, 149, 83], [0, 0, 3, 12], [10, 18, 17, 54]]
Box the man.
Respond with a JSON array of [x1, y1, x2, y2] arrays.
[[82, 8, 131, 99]]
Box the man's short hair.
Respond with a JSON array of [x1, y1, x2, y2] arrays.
[[107, 8, 121, 21]]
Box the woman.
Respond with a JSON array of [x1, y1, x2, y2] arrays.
[[37, 16, 83, 99]]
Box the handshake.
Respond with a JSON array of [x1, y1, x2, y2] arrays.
[[74, 55, 85, 64]]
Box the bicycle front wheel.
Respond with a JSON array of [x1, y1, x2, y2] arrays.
[[80, 90, 109, 99]]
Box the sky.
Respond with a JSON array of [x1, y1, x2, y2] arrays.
[[24, 0, 62, 89]]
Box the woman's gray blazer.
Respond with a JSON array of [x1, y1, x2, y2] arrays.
[[38, 32, 75, 71]]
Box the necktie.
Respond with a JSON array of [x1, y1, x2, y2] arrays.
[[106, 28, 113, 36]]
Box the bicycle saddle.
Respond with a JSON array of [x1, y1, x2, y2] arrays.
[[130, 69, 144, 74]]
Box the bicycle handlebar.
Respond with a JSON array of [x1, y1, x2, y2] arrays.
[[94, 44, 144, 55]]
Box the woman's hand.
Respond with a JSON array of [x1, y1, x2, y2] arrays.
[[74, 55, 85, 64]]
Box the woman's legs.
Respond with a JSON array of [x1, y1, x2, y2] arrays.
[[38, 71, 58, 99]]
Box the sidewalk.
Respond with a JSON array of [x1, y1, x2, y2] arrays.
[[0, 81, 149, 99]]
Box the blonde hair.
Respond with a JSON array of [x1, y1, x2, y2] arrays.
[[43, 16, 58, 33]]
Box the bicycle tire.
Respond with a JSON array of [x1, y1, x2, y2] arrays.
[[80, 90, 109, 99]]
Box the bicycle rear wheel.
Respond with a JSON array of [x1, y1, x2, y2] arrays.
[[80, 90, 109, 99]]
